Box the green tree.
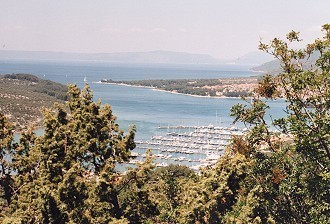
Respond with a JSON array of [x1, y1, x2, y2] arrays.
[[118, 150, 159, 223], [148, 164, 196, 223], [0, 113, 15, 219], [229, 24, 330, 223], [6, 84, 136, 223], [178, 24, 330, 224], [118, 151, 196, 224], [1, 25, 329, 224]]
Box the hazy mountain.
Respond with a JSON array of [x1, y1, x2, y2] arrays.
[[232, 51, 275, 66], [252, 60, 281, 74], [252, 52, 320, 75], [0, 50, 223, 65], [0, 50, 281, 67]]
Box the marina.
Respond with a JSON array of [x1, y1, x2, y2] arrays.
[[0, 61, 287, 171], [129, 124, 247, 171]]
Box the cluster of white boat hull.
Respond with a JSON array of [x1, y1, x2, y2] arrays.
[[129, 125, 246, 171]]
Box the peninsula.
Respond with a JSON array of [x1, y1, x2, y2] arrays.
[[99, 77, 259, 98]]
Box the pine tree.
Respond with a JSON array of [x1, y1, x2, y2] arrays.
[[0, 113, 15, 220], [7, 84, 136, 223]]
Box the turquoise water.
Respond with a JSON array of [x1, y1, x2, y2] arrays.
[[2, 60, 287, 169], [0, 62, 285, 171], [0, 60, 286, 140]]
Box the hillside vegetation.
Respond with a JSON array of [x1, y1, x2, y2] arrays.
[[0, 74, 67, 130], [0, 25, 329, 223], [102, 77, 258, 97]]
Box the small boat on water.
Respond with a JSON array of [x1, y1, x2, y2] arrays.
[[84, 76, 87, 82]]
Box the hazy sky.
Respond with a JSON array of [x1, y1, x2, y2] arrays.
[[1, 0, 329, 59]]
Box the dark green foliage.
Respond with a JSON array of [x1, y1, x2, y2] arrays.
[[178, 151, 254, 223], [4, 73, 40, 82], [106, 78, 223, 89], [0, 113, 15, 219], [103, 79, 225, 96], [227, 24, 330, 223], [222, 90, 250, 97], [0, 25, 330, 223], [118, 154, 197, 223], [0, 84, 136, 223], [103, 78, 257, 98], [4, 73, 68, 100]]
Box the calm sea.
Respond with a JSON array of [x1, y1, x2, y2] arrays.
[[0, 60, 286, 141]]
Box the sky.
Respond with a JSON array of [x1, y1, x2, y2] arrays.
[[1, 0, 329, 59]]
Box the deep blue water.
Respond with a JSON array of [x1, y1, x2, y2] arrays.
[[0, 60, 286, 142]]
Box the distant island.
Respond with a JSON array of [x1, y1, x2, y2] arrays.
[[98, 77, 259, 98], [0, 74, 67, 130]]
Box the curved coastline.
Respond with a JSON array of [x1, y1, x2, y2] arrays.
[[92, 81, 245, 99]]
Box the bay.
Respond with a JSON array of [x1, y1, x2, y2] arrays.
[[1, 60, 287, 168], [0, 60, 287, 138]]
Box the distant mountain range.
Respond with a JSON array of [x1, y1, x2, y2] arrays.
[[233, 51, 275, 66], [252, 52, 320, 75], [0, 50, 275, 66], [252, 60, 281, 74], [0, 50, 221, 65]]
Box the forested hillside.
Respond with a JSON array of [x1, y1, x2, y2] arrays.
[[0, 25, 329, 223], [102, 77, 258, 97]]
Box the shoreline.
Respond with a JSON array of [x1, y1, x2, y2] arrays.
[[92, 81, 247, 99]]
